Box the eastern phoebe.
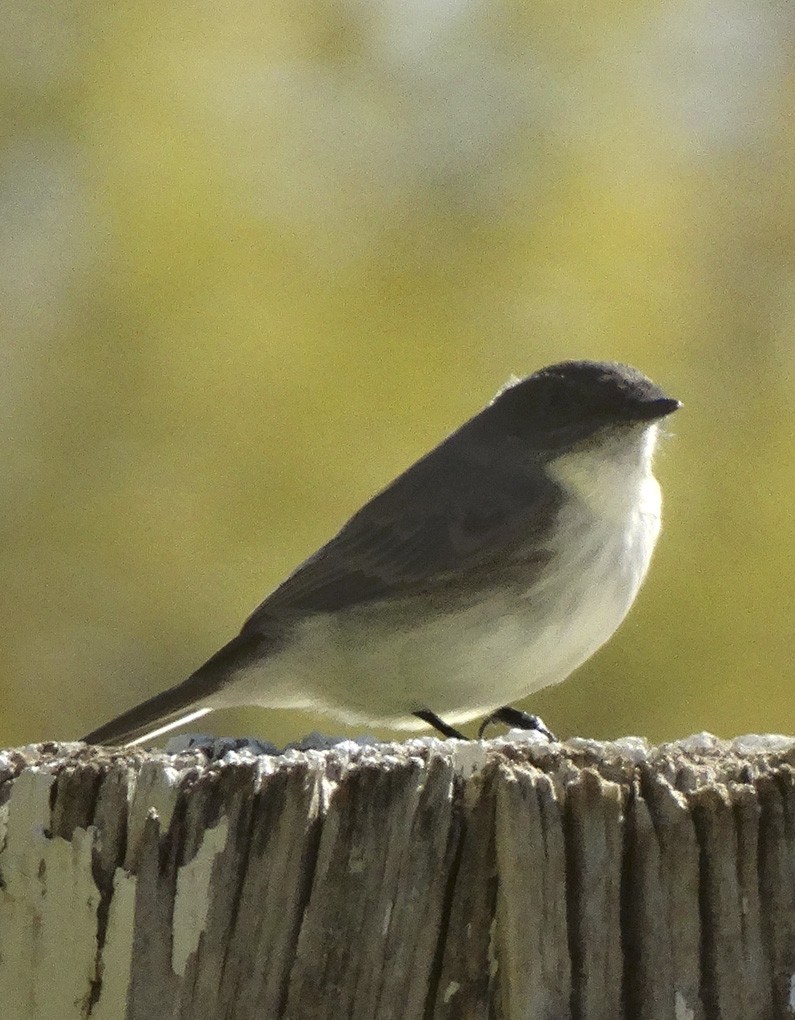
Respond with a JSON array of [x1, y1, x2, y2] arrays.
[[82, 360, 680, 747]]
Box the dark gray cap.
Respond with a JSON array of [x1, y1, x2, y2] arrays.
[[472, 360, 681, 450]]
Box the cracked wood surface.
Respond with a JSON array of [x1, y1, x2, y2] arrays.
[[0, 735, 794, 1019]]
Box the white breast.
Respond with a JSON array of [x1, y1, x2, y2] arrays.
[[236, 424, 665, 729], [528, 423, 662, 672], [523, 471, 661, 691]]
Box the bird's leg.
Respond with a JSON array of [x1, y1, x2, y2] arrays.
[[477, 706, 557, 741], [413, 709, 466, 740]]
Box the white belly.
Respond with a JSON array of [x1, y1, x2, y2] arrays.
[[237, 473, 663, 729]]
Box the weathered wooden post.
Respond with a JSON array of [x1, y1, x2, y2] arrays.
[[1, 735, 794, 1019]]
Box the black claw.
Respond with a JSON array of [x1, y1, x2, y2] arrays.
[[413, 710, 466, 740], [477, 707, 557, 742]]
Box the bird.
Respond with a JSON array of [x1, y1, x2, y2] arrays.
[[81, 359, 680, 747]]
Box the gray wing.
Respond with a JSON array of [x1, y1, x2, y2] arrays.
[[242, 433, 562, 628]]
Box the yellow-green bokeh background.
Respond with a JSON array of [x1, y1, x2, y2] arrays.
[[2, 1, 793, 748]]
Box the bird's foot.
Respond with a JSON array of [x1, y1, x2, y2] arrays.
[[413, 709, 466, 740], [477, 706, 557, 742]]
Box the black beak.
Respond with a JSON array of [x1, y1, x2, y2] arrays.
[[634, 396, 682, 421]]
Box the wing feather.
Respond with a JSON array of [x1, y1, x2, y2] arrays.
[[243, 434, 562, 627]]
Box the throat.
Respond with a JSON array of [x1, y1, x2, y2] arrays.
[[548, 425, 660, 521], [543, 427, 664, 635], [552, 474, 662, 625]]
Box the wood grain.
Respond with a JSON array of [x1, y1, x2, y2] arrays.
[[0, 734, 794, 1019]]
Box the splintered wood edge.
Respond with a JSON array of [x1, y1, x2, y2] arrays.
[[1, 734, 794, 1020]]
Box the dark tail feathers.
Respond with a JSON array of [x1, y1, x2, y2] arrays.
[[81, 631, 267, 747]]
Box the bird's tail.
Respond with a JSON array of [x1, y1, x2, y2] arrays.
[[81, 631, 267, 748]]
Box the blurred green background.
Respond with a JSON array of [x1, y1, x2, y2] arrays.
[[2, 0, 793, 749]]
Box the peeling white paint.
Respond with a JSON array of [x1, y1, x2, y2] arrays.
[[443, 980, 460, 1003], [172, 818, 229, 975], [449, 741, 487, 779], [733, 734, 795, 754], [125, 763, 185, 867], [675, 989, 695, 1020], [675, 732, 721, 754], [0, 770, 101, 1019], [91, 869, 138, 1020]]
